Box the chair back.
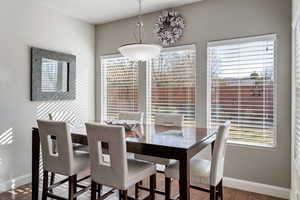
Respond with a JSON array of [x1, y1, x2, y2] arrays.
[[155, 113, 183, 126], [85, 123, 128, 190], [210, 121, 231, 186], [118, 112, 144, 124], [37, 120, 74, 176]]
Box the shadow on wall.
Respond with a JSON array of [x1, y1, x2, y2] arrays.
[[36, 100, 83, 126]]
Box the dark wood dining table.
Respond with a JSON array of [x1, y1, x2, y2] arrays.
[[32, 124, 217, 200]]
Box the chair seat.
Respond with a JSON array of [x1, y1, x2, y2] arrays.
[[70, 151, 90, 176], [165, 158, 211, 185], [127, 159, 156, 188], [73, 144, 89, 152], [135, 154, 174, 166]]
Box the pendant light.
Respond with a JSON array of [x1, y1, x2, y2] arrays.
[[118, 0, 162, 61]]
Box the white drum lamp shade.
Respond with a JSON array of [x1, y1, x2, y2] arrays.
[[118, 43, 162, 61]]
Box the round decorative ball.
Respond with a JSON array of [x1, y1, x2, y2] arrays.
[[153, 10, 185, 46]]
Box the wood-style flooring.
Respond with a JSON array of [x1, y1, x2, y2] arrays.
[[0, 173, 286, 200]]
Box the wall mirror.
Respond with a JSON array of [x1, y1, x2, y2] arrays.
[[31, 47, 76, 101]]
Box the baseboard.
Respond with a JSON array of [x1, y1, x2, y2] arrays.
[[0, 174, 31, 193], [224, 177, 290, 199]]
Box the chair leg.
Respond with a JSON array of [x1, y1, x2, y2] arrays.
[[135, 183, 139, 199], [135, 180, 143, 199], [73, 175, 77, 200], [97, 184, 102, 199], [91, 181, 97, 200], [165, 177, 171, 200], [122, 190, 128, 200], [69, 175, 76, 200], [119, 190, 123, 200], [49, 172, 55, 193], [218, 180, 223, 200], [210, 185, 217, 200], [50, 172, 55, 185], [150, 174, 156, 200], [42, 170, 49, 200]]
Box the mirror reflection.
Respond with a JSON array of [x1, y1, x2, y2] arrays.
[[41, 58, 69, 93]]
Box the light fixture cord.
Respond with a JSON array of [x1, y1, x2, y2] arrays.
[[137, 0, 143, 43]]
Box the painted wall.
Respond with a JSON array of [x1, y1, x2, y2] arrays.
[[95, 0, 291, 187], [0, 0, 95, 191]]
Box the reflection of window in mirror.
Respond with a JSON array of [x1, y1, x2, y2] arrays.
[[41, 58, 69, 93]]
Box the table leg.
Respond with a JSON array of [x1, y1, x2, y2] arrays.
[[32, 129, 40, 200], [211, 140, 215, 156], [179, 154, 190, 200]]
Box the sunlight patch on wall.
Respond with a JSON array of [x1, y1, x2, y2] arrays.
[[0, 128, 13, 145]]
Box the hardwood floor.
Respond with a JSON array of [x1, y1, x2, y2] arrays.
[[0, 173, 286, 200]]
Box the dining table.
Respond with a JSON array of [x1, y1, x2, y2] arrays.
[[31, 123, 217, 200]]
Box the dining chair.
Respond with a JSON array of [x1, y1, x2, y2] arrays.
[[48, 112, 90, 189], [134, 113, 183, 198], [85, 123, 157, 200], [164, 121, 231, 200], [37, 120, 91, 200], [155, 113, 183, 126], [118, 111, 144, 124]]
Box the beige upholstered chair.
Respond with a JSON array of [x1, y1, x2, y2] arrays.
[[37, 120, 90, 200], [155, 113, 183, 126], [118, 111, 144, 124], [48, 112, 89, 188], [85, 123, 157, 200], [135, 113, 183, 198], [164, 121, 231, 200]]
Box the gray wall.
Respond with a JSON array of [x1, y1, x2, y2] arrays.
[[0, 0, 95, 190], [95, 0, 291, 187]]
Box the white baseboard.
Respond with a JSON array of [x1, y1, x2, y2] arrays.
[[0, 174, 31, 193], [224, 177, 290, 199]]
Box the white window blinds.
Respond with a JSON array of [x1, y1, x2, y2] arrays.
[[101, 55, 139, 120], [148, 45, 196, 126], [208, 35, 277, 147]]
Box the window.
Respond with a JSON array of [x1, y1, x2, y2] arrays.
[[101, 55, 139, 120], [148, 45, 196, 126], [207, 35, 277, 147], [100, 45, 196, 126]]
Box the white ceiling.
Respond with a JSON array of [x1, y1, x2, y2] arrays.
[[35, 0, 204, 24]]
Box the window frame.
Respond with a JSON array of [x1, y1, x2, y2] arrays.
[[207, 34, 278, 149]]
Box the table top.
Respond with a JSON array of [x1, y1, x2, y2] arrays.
[[33, 123, 217, 159], [65, 123, 217, 150]]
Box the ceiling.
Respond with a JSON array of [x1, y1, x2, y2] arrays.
[[35, 0, 204, 24]]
